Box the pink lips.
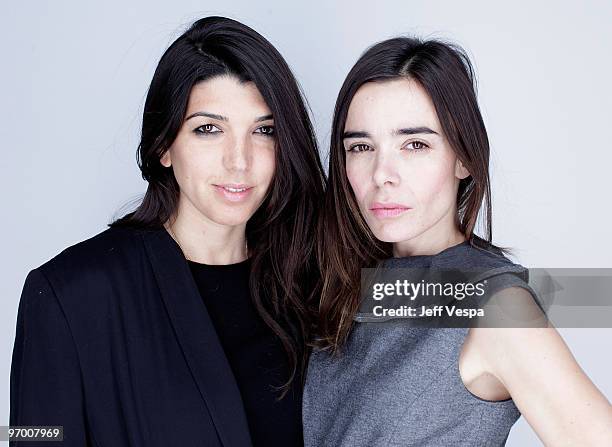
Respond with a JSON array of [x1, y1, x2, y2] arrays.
[[213, 184, 254, 202], [369, 202, 411, 218]]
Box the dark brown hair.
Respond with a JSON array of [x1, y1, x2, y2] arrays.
[[315, 36, 511, 354], [110, 16, 326, 396]]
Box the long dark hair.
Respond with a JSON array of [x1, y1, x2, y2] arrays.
[[110, 16, 326, 396], [316, 37, 511, 354]]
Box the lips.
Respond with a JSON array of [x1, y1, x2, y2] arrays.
[[213, 184, 254, 202], [219, 184, 250, 192], [369, 202, 411, 218]]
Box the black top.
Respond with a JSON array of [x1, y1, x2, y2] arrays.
[[187, 257, 303, 447], [11, 227, 254, 447]]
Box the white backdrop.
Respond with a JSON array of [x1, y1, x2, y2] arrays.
[[2, 1, 610, 445]]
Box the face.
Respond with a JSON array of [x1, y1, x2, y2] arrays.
[[343, 78, 470, 253], [160, 75, 276, 229]]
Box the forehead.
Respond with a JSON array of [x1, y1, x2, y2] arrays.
[[185, 75, 271, 116], [345, 78, 440, 131]]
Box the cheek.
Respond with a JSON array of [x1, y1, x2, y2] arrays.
[[170, 142, 223, 197], [345, 160, 369, 202], [175, 148, 215, 183], [254, 146, 276, 185], [167, 147, 190, 186], [411, 158, 457, 209]]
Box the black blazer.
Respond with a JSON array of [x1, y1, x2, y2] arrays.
[[10, 226, 254, 446]]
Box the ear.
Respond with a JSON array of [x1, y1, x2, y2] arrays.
[[160, 149, 172, 168], [455, 157, 470, 180]]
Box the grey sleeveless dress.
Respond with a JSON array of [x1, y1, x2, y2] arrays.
[[303, 240, 544, 446]]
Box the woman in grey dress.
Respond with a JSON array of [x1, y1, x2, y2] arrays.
[[303, 37, 612, 446]]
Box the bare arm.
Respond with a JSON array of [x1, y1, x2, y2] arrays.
[[471, 286, 612, 446]]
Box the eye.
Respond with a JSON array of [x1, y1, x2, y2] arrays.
[[347, 143, 373, 153], [403, 140, 430, 151], [254, 125, 275, 136], [194, 124, 221, 135]]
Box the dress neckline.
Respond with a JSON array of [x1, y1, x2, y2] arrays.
[[383, 240, 471, 267], [187, 257, 250, 270]]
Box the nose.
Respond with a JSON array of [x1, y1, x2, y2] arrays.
[[372, 149, 400, 188], [223, 134, 250, 172]]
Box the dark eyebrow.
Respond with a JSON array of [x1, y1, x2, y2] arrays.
[[255, 114, 273, 123], [185, 111, 227, 122], [184, 112, 274, 123], [343, 126, 439, 140], [343, 131, 370, 139], [393, 126, 439, 136]]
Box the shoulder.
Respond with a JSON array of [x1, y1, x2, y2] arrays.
[[33, 226, 152, 298], [456, 243, 537, 299], [462, 241, 524, 271], [40, 226, 145, 268], [458, 242, 551, 322], [478, 285, 548, 327], [468, 307, 565, 391], [16, 226, 171, 349]]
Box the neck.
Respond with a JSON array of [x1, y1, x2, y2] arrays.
[[393, 210, 466, 257], [394, 231, 466, 258], [165, 199, 248, 265]]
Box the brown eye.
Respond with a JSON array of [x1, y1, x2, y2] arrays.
[[255, 125, 275, 136], [405, 141, 429, 151], [194, 124, 221, 134], [347, 144, 372, 153]]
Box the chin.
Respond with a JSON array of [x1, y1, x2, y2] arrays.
[[370, 223, 416, 244], [372, 228, 413, 242], [206, 209, 254, 227]]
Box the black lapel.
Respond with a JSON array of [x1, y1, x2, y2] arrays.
[[141, 227, 253, 447]]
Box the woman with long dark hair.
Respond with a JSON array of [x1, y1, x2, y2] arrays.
[[303, 37, 612, 446], [10, 16, 325, 446]]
